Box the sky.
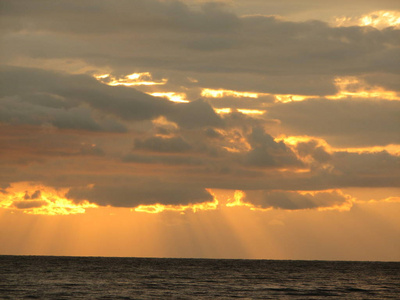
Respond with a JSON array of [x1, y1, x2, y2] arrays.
[[0, 0, 399, 261]]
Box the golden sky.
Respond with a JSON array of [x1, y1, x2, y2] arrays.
[[0, 0, 399, 261]]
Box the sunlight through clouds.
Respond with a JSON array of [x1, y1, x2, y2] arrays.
[[150, 92, 190, 103], [0, 182, 97, 215], [335, 11, 400, 29], [328, 77, 400, 101], [201, 89, 261, 98], [95, 72, 168, 86]]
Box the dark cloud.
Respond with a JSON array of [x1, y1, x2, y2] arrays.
[[204, 128, 223, 139], [363, 73, 400, 92], [1, 1, 399, 95], [168, 99, 223, 129], [12, 200, 48, 209], [244, 127, 303, 168], [67, 181, 213, 207], [0, 0, 240, 35], [243, 190, 351, 210], [332, 151, 400, 180], [0, 66, 223, 130], [296, 140, 331, 164]]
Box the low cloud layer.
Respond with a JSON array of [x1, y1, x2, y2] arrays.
[[243, 190, 351, 210]]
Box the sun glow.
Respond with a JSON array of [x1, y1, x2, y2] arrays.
[[237, 109, 265, 115], [150, 92, 190, 103], [274, 94, 311, 103], [214, 108, 266, 115], [201, 88, 314, 104], [94, 72, 167, 86], [333, 145, 400, 156], [201, 88, 260, 98], [360, 11, 400, 28], [0, 182, 97, 215], [277, 135, 329, 147], [133, 197, 219, 214], [214, 108, 232, 114], [328, 77, 400, 101], [226, 191, 253, 208], [334, 11, 400, 29]]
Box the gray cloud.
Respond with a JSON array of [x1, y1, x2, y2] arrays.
[[0, 0, 240, 35], [1, 1, 399, 95], [0, 66, 223, 130], [12, 200, 48, 209], [268, 98, 400, 147], [332, 151, 400, 181], [66, 181, 213, 207], [243, 190, 351, 210], [296, 140, 331, 164], [244, 127, 303, 168]]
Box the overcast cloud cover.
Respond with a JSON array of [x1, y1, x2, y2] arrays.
[[0, 0, 399, 212]]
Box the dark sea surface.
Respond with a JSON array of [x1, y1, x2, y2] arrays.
[[0, 256, 399, 299]]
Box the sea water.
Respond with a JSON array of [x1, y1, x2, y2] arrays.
[[0, 255, 399, 299]]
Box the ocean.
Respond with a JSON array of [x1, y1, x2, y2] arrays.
[[0, 256, 399, 299]]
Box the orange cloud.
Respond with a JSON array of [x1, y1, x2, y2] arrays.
[[0, 182, 97, 215]]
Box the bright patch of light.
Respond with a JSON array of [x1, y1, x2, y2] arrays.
[[360, 11, 400, 28], [334, 11, 400, 29], [275, 94, 310, 103], [0, 182, 97, 215], [333, 144, 400, 156], [133, 197, 219, 214], [95, 74, 110, 79], [226, 190, 253, 208], [328, 76, 400, 101], [237, 109, 265, 115], [150, 92, 190, 103], [214, 108, 232, 114], [214, 108, 266, 115], [202, 88, 260, 98], [94, 72, 167, 87], [277, 135, 329, 147]]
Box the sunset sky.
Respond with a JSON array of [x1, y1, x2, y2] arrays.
[[0, 0, 399, 261]]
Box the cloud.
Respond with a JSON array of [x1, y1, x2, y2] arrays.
[[244, 127, 303, 168], [295, 140, 331, 164], [331, 151, 400, 184], [267, 98, 400, 147], [12, 200, 48, 209], [0, 0, 399, 210], [0, 66, 223, 130], [66, 182, 213, 207], [0, 0, 240, 35], [243, 190, 352, 210], [2, 1, 399, 95]]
